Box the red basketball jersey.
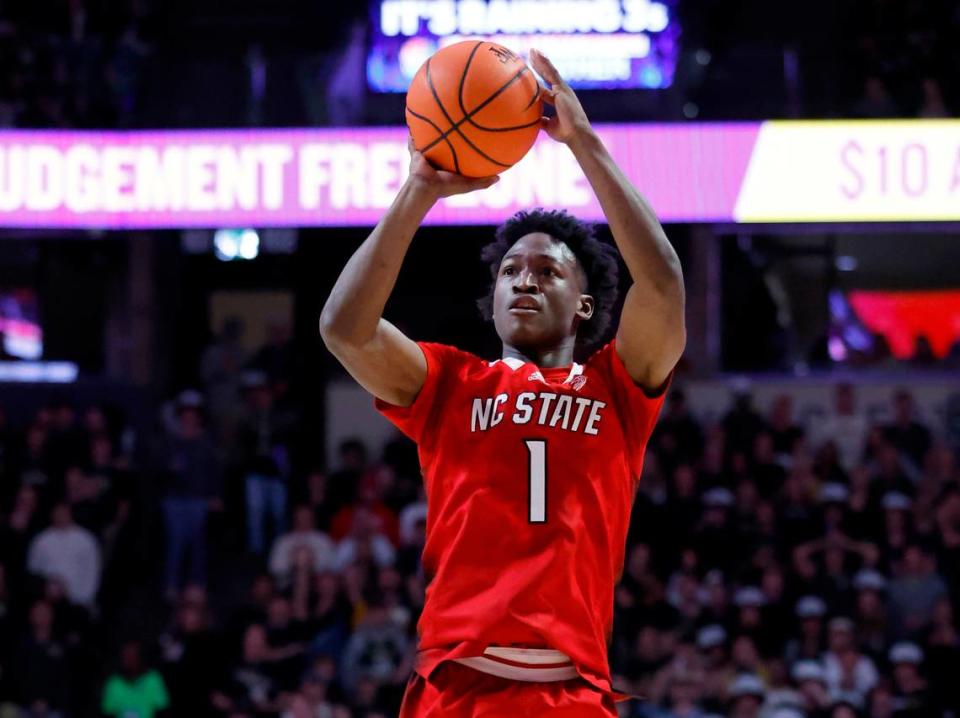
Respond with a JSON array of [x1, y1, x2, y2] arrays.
[[375, 338, 667, 696]]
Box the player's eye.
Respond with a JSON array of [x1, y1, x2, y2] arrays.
[[502, 266, 516, 276]]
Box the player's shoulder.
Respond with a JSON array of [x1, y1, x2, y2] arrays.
[[583, 337, 673, 401], [581, 338, 619, 373], [417, 341, 493, 377]]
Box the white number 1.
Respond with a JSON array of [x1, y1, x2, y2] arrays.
[[525, 439, 547, 523]]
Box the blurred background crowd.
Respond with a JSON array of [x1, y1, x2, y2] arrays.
[[1, 0, 959, 717], [1, 336, 959, 717], [0, 0, 958, 130]]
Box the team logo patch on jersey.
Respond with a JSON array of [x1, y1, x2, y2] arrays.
[[570, 375, 588, 392], [528, 371, 546, 384]]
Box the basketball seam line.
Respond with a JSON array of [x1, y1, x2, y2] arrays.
[[417, 46, 534, 167], [405, 106, 461, 174], [433, 49, 537, 153], [423, 57, 511, 168], [457, 41, 542, 131]]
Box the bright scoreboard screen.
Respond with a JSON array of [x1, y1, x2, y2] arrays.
[[366, 0, 681, 92]]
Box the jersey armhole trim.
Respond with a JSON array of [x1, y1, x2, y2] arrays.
[[638, 368, 674, 400]]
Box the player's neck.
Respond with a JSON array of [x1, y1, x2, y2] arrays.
[[501, 340, 575, 368]]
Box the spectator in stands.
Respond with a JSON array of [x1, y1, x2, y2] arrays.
[[200, 316, 247, 435], [397, 486, 427, 549], [269, 503, 336, 587], [821, 616, 878, 703], [291, 567, 351, 663], [812, 383, 869, 471], [283, 671, 342, 718], [751, 432, 787, 498], [652, 389, 704, 471], [264, 595, 309, 672], [869, 441, 916, 506], [42, 576, 89, 648], [887, 542, 949, 639], [935, 484, 960, 599], [211, 623, 281, 715], [45, 399, 86, 479], [927, 597, 960, 713], [230, 572, 278, 633], [159, 398, 222, 600], [723, 390, 766, 457], [852, 569, 888, 658], [887, 642, 928, 716], [27, 502, 100, 608], [13, 599, 70, 713], [884, 390, 932, 468], [340, 600, 409, 693], [158, 600, 218, 710], [333, 506, 396, 571], [101, 639, 170, 718], [768, 395, 804, 457], [648, 670, 707, 718], [2, 484, 42, 579], [790, 660, 831, 716], [16, 423, 53, 505], [785, 596, 828, 665], [237, 370, 292, 555], [727, 673, 766, 718], [249, 319, 296, 386], [325, 438, 369, 516], [329, 468, 399, 546], [852, 76, 898, 117], [925, 442, 959, 485]]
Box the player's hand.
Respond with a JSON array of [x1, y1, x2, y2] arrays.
[[407, 136, 499, 198], [530, 49, 593, 145]]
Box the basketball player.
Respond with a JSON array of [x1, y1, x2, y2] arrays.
[[320, 50, 685, 716]]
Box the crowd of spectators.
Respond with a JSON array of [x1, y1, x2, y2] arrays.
[[1, 0, 957, 130], [1, 339, 959, 717], [617, 385, 960, 718], [0, 0, 154, 128]]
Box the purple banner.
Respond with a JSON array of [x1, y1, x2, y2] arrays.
[[0, 125, 761, 229]]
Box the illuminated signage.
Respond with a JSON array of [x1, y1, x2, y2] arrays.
[[1, 121, 959, 228], [367, 0, 680, 91], [734, 121, 960, 222]]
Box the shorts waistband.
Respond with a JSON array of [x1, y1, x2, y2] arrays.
[[452, 646, 578, 682]]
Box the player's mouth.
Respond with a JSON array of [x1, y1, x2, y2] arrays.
[[509, 298, 541, 314]]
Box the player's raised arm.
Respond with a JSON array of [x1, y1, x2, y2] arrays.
[[319, 144, 498, 407], [530, 49, 686, 394]]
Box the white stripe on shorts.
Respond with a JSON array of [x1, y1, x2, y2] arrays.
[[452, 647, 579, 682]]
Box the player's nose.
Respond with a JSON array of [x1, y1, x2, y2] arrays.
[[514, 269, 540, 293]]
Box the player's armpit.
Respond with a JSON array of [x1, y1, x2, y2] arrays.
[[323, 318, 427, 407]]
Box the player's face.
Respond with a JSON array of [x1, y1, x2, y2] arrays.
[[492, 232, 593, 351]]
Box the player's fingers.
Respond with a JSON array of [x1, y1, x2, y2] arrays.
[[538, 84, 556, 105], [462, 175, 500, 193], [530, 49, 564, 87], [540, 116, 560, 138], [407, 134, 416, 153], [435, 171, 499, 190]]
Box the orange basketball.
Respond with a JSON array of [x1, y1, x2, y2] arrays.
[[405, 41, 543, 178]]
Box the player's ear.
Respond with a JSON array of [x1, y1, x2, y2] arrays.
[[577, 294, 594, 320]]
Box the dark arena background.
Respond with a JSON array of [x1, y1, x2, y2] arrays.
[[1, 1, 960, 717]]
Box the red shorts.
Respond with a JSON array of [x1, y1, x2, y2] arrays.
[[398, 662, 619, 717]]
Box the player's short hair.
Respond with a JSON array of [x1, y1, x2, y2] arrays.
[[477, 208, 619, 347]]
